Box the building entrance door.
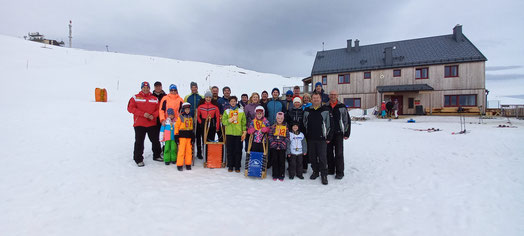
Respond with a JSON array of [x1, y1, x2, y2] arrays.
[[390, 95, 404, 115]]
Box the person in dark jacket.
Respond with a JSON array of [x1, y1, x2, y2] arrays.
[[217, 86, 232, 142], [303, 93, 333, 185], [314, 82, 330, 105], [283, 90, 294, 113], [152, 81, 167, 127], [260, 90, 269, 107], [326, 90, 351, 179], [285, 97, 305, 133]]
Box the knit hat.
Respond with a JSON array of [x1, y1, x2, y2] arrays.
[[315, 82, 322, 88], [271, 88, 280, 94], [276, 112, 285, 121], [286, 90, 293, 96], [141, 81, 150, 88], [255, 106, 265, 113], [190, 81, 198, 88], [182, 102, 191, 109], [169, 84, 177, 91], [154, 81, 162, 86], [167, 108, 175, 115], [293, 97, 302, 104], [204, 91, 212, 98]]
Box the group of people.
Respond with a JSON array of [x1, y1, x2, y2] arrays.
[[380, 99, 400, 119], [127, 81, 351, 185]]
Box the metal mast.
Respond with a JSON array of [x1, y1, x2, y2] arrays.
[[68, 20, 72, 48]]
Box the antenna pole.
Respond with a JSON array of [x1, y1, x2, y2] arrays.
[[68, 20, 72, 48]]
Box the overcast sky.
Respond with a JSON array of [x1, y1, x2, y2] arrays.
[[1, 0, 523, 79]]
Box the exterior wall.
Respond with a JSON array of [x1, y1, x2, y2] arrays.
[[312, 61, 486, 112]]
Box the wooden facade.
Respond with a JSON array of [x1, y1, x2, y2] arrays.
[[307, 61, 486, 115]]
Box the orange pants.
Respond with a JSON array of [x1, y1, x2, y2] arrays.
[[177, 138, 193, 166]]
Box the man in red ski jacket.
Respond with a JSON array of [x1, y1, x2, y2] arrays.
[[127, 82, 162, 167]]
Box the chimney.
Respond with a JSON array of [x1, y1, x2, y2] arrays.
[[346, 39, 352, 52], [453, 24, 463, 42], [354, 39, 360, 52], [384, 47, 393, 66]]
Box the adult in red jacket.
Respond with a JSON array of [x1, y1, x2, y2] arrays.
[[127, 82, 162, 167], [197, 91, 221, 143]]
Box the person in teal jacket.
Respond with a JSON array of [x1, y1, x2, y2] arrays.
[[221, 96, 247, 172], [184, 81, 203, 158]]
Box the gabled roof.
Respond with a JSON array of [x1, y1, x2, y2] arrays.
[[311, 34, 487, 76]]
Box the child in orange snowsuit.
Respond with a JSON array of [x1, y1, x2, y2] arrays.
[[175, 103, 195, 171]]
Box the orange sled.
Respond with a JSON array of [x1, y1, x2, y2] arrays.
[[203, 117, 226, 168]]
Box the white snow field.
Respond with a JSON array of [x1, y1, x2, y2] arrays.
[[0, 35, 523, 236]]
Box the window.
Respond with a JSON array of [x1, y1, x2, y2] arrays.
[[364, 72, 371, 79], [445, 65, 459, 77], [444, 95, 477, 107], [338, 74, 350, 84], [393, 69, 401, 77], [408, 98, 414, 109], [344, 98, 361, 108], [322, 76, 327, 85], [415, 67, 429, 79]]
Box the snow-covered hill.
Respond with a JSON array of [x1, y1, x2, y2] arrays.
[[0, 35, 523, 236]]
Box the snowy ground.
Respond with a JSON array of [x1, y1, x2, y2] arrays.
[[1, 35, 523, 236]]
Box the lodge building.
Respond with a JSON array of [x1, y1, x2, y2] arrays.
[[303, 25, 487, 115]]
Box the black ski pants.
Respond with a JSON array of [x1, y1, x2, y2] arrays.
[[327, 134, 345, 176], [288, 154, 303, 178], [133, 126, 161, 164], [271, 149, 286, 179], [226, 135, 242, 170], [309, 139, 328, 176]]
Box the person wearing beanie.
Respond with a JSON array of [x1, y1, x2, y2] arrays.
[[128, 81, 162, 166], [174, 103, 195, 171], [197, 91, 221, 143], [221, 96, 247, 172], [314, 82, 329, 105], [267, 88, 284, 125], [247, 105, 270, 153], [159, 108, 178, 165], [285, 96, 305, 133], [284, 90, 294, 113], [159, 84, 184, 124], [184, 81, 203, 159], [269, 112, 289, 181]]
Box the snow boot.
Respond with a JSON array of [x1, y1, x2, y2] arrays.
[[279, 178, 284, 182], [197, 154, 203, 160], [177, 166, 183, 171], [165, 162, 170, 165], [310, 172, 319, 180], [335, 174, 344, 180], [297, 175, 304, 179], [153, 157, 163, 162], [289, 176, 294, 180], [137, 162, 145, 167], [186, 165, 191, 170], [228, 168, 233, 172], [321, 175, 328, 185], [273, 178, 277, 181]]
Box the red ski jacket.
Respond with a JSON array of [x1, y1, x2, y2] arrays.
[[128, 91, 159, 127], [197, 101, 221, 130]]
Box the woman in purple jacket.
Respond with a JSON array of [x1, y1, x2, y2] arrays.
[[244, 92, 261, 151]]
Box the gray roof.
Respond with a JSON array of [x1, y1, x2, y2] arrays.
[[377, 84, 434, 93], [311, 34, 487, 76]]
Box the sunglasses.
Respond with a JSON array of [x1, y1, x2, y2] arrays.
[[170, 89, 177, 92]]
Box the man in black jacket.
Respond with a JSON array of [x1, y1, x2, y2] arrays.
[[303, 93, 333, 185], [327, 90, 351, 179]]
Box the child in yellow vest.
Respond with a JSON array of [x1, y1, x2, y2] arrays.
[[175, 103, 195, 171]]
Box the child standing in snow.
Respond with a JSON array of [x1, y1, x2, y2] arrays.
[[159, 108, 178, 165], [269, 112, 289, 181], [287, 122, 307, 179], [247, 106, 270, 152], [381, 101, 387, 119], [175, 103, 195, 171]]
